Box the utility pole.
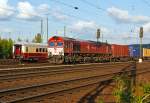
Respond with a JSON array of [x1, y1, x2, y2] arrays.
[[46, 17, 49, 43], [139, 27, 143, 63], [102, 33, 103, 42], [56, 30, 58, 35], [41, 19, 43, 42], [64, 26, 66, 37]]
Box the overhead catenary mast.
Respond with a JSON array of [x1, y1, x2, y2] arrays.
[[46, 16, 49, 43], [64, 26, 66, 37], [41, 19, 43, 42]]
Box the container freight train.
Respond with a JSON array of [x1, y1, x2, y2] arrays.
[[13, 36, 150, 63]]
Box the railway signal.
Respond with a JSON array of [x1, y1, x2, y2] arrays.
[[139, 27, 143, 63], [139, 27, 143, 38], [96, 29, 100, 42]]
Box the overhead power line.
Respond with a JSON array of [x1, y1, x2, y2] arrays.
[[80, 0, 106, 12], [142, 0, 150, 7], [50, 0, 102, 17], [51, 0, 79, 9]]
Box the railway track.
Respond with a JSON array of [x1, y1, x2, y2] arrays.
[[0, 63, 131, 81], [0, 62, 134, 103], [0, 65, 131, 92], [1, 62, 148, 103], [0, 65, 134, 103], [0, 61, 133, 69]]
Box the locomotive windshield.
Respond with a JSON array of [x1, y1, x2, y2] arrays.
[[49, 42, 54, 46], [57, 42, 63, 46]]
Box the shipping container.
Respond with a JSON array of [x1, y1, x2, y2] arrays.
[[143, 48, 150, 57], [111, 44, 129, 57], [128, 45, 140, 58], [128, 44, 150, 58]]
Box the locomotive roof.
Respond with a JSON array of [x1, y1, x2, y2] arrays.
[[51, 36, 109, 44]]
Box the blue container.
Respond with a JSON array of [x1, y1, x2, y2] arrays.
[[129, 44, 150, 58], [129, 45, 140, 57]]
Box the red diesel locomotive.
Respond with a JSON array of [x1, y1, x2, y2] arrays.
[[48, 36, 112, 63]]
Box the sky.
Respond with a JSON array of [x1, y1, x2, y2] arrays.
[[0, 0, 150, 44]]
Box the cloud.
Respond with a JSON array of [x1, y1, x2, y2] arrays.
[[50, 8, 68, 21], [70, 20, 110, 34], [70, 20, 97, 32], [52, 12, 68, 21], [107, 7, 150, 24], [67, 20, 111, 40], [0, 27, 14, 33], [17, 2, 50, 21], [143, 22, 150, 33], [37, 4, 50, 14], [0, 0, 15, 20], [17, 1, 41, 21]]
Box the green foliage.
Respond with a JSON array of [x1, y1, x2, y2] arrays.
[[32, 33, 42, 43], [133, 83, 150, 103], [99, 98, 104, 103], [143, 83, 150, 94], [113, 74, 133, 103], [113, 75, 150, 103], [0, 37, 13, 59]]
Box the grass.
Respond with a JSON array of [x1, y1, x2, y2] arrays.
[[99, 74, 150, 103]]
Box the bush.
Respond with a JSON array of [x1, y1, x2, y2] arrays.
[[0, 38, 13, 59], [113, 75, 150, 103]]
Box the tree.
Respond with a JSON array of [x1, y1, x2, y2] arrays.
[[32, 33, 42, 43], [0, 38, 13, 59]]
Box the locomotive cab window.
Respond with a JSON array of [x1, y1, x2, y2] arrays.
[[49, 42, 54, 46], [57, 42, 63, 46]]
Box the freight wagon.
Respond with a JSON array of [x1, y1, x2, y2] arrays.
[[111, 44, 129, 61]]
